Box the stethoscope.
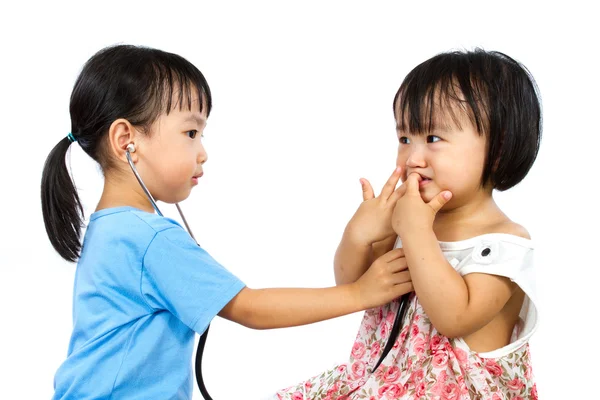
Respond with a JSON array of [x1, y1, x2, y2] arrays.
[[371, 292, 410, 372], [125, 144, 213, 399], [126, 143, 410, 397]]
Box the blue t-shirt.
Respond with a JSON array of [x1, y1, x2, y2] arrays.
[[53, 207, 245, 400]]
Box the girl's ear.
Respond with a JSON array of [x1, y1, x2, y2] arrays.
[[108, 118, 138, 163]]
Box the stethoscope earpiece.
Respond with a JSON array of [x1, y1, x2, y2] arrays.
[[126, 143, 136, 153]]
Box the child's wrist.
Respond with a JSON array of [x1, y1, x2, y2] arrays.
[[399, 225, 436, 246], [394, 221, 433, 239], [347, 281, 366, 311]]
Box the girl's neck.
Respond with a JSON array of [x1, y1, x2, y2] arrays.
[[96, 173, 156, 214], [433, 192, 509, 242]]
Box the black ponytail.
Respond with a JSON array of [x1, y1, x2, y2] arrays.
[[41, 137, 84, 262], [40, 44, 212, 262]]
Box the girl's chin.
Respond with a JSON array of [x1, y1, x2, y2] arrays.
[[159, 190, 192, 205]]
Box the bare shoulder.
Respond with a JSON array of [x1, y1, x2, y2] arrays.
[[492, 220, 531, 240]]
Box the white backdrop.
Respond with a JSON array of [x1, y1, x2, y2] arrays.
[[0, 1, 598, 399]]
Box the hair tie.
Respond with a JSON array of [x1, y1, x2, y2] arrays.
[[67, 132, 76, 143]]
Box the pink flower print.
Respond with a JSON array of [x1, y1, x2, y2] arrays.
[[275, 292, 537, 400], [370, 341, 381, 359], [444, 341, 453, 352], [507, 377, 525, 391], [431, 381, 444, 396], [386, 310, 396, 323], [431, 334, 444, 351], [525, 364, 533, 380], [349, 380, 362, 390], [412, 336, 427, 357], [411, 323, 420, 337], [452, 347, 468, 365], [531, 384, 538, 400], [437, 370, 449, 383], [380, 322, 389, 338], [456, 375, 468, 396], [441, 383, 459, 400], [351, 360, 366, 379], [432, 351, 449, 368], [352, 341, 366, 359], [484, 359, 503, 377], [383, 366, 401, 382], [410, 369, 424, 384], [399, 326, 408, 343], [378, 384, 407, 399], [374, 366, 386, 381]]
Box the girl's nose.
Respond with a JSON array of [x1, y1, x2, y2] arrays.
[[406, 146, 426, 168], [197, 144, 208, 164]]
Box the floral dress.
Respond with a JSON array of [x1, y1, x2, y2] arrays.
[[273, 234, 539, 400]]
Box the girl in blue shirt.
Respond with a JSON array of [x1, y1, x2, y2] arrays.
[[40, 44, 420, 400]]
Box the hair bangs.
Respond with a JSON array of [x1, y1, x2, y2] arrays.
[[134, 52, 212, 131], [393, 52, 490, 136]]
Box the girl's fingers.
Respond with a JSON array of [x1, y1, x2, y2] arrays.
[[388, 257, 409, 273], [428, 190, 453, 213], [405, 172, 421, 195], [379, 247, 405, 262], [391, 270, 411, 284], [379, 167, 402, 199], [390, 178, 408, 202], [360, 178, 375, 201], [393, 282, 414, 296]]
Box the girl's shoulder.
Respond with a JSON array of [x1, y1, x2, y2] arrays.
[[489, 220, 531, 240], [434, 220, 533, 252]]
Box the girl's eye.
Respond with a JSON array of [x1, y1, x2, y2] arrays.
[[187, 130, 198, 139], [427, 135, 441, 143], [399, 136, 410, 144]]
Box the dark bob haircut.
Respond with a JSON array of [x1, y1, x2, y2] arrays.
[[41, 44, 212, 262], [393, 48, 542, 191]]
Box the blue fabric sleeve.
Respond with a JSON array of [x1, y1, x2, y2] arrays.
[[141, 226, 245, 334]]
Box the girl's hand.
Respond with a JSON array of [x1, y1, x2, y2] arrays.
[[391, 172, 452, 237], [353, 248, 413, 309], [346, 167, 404, 246]]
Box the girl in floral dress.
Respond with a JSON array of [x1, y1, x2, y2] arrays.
[[274, 49, 541, 399]]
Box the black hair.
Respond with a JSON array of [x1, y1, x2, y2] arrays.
[[393, 48, 542, 191], [41, 44, 212, 262]]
